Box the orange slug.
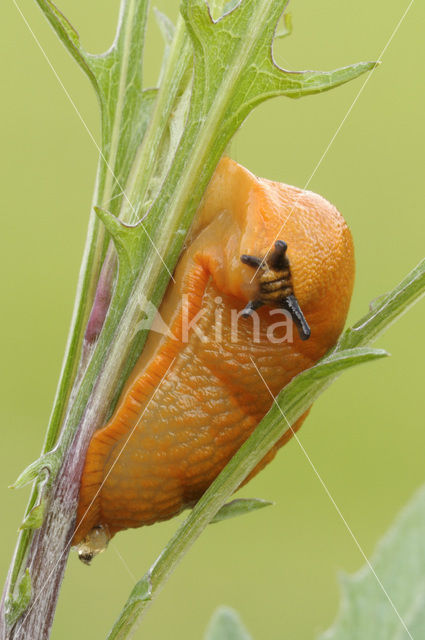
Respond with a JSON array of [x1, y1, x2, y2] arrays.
[[73, 157, 354, 562]]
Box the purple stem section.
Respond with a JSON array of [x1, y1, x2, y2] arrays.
[[85, 251, 116, 344], [1, 394, 108, 639], [0, 251, 118, 639]]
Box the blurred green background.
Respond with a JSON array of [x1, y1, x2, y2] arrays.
[[1, 1, 424, 638]]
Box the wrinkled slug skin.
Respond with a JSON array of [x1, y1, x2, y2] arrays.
[[73, 158, 354, 544]]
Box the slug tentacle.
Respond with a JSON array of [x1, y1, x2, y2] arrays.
[[240, 254, 263, 269], [281, 294, 311, 341], [268, 239, 288, 270], [73, 157, 355, 559]]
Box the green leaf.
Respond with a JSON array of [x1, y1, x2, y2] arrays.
[[106, 575, 152, 640], [34, 0, 94, 80], [85, 2, 154, 215], [205, 606, 253, 640], [19, 499, 46, 531], [211, 498, 273, 524], [274, 347, 389, 412], [275, 12, 293, 40], [181, 0, 377, 140], [35, 0, 153, 217], [10, 451, 60, 489], [154, 8, 176, 85], [338, 256, 425, 350], [154, 7, 175, 45], [318, 485, 425, 640], [5, 570, 32, 627], [222, 0, 240, 15], [94, 208, 145, 277]]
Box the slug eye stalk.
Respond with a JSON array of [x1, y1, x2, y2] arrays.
[[240, 241, 311, 341]]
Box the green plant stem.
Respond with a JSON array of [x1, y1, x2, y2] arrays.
[[121, 16, 192, 221], [5, 165, 108, 604], [106, 257, 425, 640], [2, 0, 149, 625]]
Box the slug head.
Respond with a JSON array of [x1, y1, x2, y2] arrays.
[[240, 240, 311, 340]]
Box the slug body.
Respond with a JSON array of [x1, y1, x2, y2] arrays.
[[73, 158, 354, 554]]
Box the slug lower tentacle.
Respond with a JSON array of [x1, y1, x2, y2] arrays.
[[73, 157, 355, 560]]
